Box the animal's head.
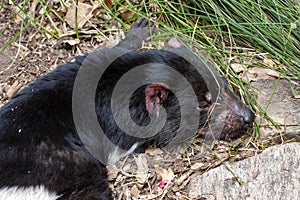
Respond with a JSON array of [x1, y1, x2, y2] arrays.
[[142, 75, 255, 142], [87, 46, 255, 153]]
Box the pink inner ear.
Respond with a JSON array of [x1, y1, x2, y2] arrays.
[[145, 83, 169, 116]]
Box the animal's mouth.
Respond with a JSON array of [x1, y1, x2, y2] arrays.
[[197, 107, 255, 141], [197, 123, 251, 141]]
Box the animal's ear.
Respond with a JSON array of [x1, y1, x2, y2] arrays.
[[145, 83, 170, 116]]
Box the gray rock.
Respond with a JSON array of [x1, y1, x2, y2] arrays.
[[188, 142, 300, 200], [251, 80, 300, 136]]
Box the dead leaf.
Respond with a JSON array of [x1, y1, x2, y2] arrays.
[[106, 164, 119, 181], [28, 0, 39, 19], [145, 147, 164, 155], [230, 63, 245, 73], [104, 0, 113, 10], [263, 57, 278, 69], [122, 163, 132, 172], [7, 80, 22, 98], [176, 173, 189, 185], [135, 154, 149, 184], [65, 2, 97, 29], [63, 38, 80, 46], [8, 0, 24, 23], [247, 67, 280, 81], [118, 3, 136, 20], [130, 184, 140, 197], [155, 166, 175, 182], [190, 162, 205, 170], [149, 3, 161, 12]]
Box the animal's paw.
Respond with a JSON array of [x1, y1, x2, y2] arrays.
[[118, 18, 155, 50]]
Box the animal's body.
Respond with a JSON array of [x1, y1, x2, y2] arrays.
[[0, 18, 254, 199]]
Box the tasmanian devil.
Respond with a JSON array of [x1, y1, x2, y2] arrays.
[[0, 18, 254, 199]]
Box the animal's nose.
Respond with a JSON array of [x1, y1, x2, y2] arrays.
[[242, 109, 255, 125]]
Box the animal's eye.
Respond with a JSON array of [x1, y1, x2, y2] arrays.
[[205, 92, 211, 102]]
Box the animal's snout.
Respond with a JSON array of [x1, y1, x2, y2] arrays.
[[222, 78, 254, 125], [240, 108, 255, 125], [211, 81, 256, 140], [223, 82, 255, 126]]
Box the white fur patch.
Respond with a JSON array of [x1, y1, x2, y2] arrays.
[[108, 142, 139, 164], [0, 185, 60, 200]]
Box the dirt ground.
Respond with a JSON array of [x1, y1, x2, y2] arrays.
[[0, 2, 299, 199], [0, 6, 101, 106]]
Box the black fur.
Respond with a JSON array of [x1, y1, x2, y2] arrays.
[[0, 18, 254, 199], [0, 49, 204, 199], [0, 55, 112, 199]]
